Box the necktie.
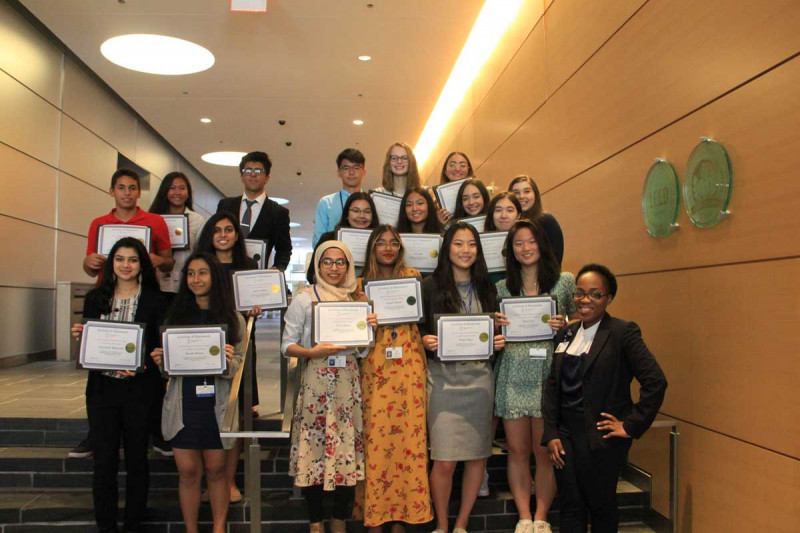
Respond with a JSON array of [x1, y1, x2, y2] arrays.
[[241, 199, 256, 238]]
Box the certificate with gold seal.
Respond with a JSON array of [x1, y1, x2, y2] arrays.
[[312, 301, 374, 347], [162, 326, 227, 376], [232, 269, 288, 311], [79, 320, 144, 372], [499, 295, 557, 342], [436, 313, 494, 361], [160, 214, 190, 249], [399, 233, 442, 272], [364, 276, 423, 325]]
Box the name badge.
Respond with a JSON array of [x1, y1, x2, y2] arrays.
[[196, 384, 215, 397], [529, 348, 547, 359], [385, 347, 403, 360], [327, 355, 347, 368], [555, 342, 569, 353]]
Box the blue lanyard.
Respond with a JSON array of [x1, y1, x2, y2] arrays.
[[313, 286, 322, 302], [338, 191, 345, 212]]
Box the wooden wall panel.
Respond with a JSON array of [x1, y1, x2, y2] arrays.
[[55, 230, 92, 284], [0, 0, 63, 107], [59, 116, 119, 191], [0, 216, 55, 288], [134, 125, 177, 181], [0, 72, 60, 167], [0, 143, 57, 227], [0, 287, 55, 359], [57, 173, 112, 237]]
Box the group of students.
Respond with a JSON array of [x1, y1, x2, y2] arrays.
[[291, 144, 668, 533]]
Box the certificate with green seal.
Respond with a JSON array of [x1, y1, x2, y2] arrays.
[[161, 326, 227, 376], [312, 301, 374, 347], [364, 276, 423, 325], [79, 320, 145, 372], [436, 313, 494, 361], [499, 295, 557, 342]]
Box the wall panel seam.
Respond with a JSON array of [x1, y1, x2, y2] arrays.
[[0, 213, 86, 238], [0, 285, 56, 291], [0, 67, 61, 110], [0, 141, 109, 195], [616, 255, 800, 278]]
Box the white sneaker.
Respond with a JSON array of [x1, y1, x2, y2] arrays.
[[478, 469, 490, 496], [533, 520, 552, 533], [514, 519, 534, 533]]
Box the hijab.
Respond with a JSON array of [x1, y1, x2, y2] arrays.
[[303, 240, 357, 302]]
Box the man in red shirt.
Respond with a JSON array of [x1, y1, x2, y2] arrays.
[[83, 168, 174, 278]]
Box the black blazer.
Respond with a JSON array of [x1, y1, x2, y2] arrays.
[[541, 313, 667, 450], [82, 287, 167, 399], [217, 195, 292, 271]]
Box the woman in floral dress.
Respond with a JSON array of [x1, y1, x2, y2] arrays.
[[357, 224, 432, 532], [282, 241, 377, 533]]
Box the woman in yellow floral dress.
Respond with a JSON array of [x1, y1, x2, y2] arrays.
[[357, 224, 432, 533]]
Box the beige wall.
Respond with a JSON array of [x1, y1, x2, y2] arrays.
[[424, 0, 800, 530], [0, 0, 222, 360]]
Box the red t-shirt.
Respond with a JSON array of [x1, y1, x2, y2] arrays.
[[86, 207, 172, 256]]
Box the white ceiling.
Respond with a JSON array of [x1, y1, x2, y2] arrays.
[[20, 0, 484, 244]]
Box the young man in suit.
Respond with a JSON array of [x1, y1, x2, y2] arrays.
[[312, 148, 366, 246]]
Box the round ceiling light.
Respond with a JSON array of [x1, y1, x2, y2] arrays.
[[358, 55, 372, 61], [201, 151, 247, 166], [353, 119, 364, 125], [101, 34, 215, 75], [200, 117, 212, 123]]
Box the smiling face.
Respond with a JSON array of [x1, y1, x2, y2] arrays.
[[574, 271, 613, 328], [511, 181, 535, 211], [167, 178, 189, 210], [110, 176, 140, 210], [389, 145, 409, 176], [461, 184, 484, 215], [347, 199, 373, 228], [212, 218, 237, 252], [186, 258, 212, 297], [112, 246, 141, 283], [405, 192, 428, 224], [374, 230, 401, 267], [492, 198, 519, 231], [318, 247, 348, 286], [449, 228, 478, 271], [512, 227, 540, 267], [445, 153, 469, 181]]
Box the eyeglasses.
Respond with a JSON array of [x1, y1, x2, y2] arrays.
[[390, 155, 409, 162], [241, 168, 266, 176], [573, 289, 608, 301], [349, 208, 372, 216], [339, 164, 363, 173], [375, 240, 400, 249], [320, 258, 348, 269]]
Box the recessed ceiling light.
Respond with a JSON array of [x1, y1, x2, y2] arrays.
[[353, 119, 364, 125], [289, 222, 301, 228], [100, 34, 215, 75], [358, 55, 372, 61], [201, 151, 247, 166], [200, 118, 212, 123], [272, 197, 289, 205]]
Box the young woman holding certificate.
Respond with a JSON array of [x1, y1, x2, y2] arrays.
[[436, 152, 475, 225], [356, 225, 432, 532], [282, 241, 378, 533], [495, 219, 577, 533], [151, 252, 245, 533], [70, 237, 166, 533], [452, 178, 491, 220], [396, 187, 442, 234], [419, 222, 508, 533], [508, 175, 564, 265]]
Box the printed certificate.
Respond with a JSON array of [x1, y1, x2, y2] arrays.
[[244, 239, 267, 269], [79, 320, 144, 372], [161, 214, 190, 249], [370, 190, 402, 227], [97, 224, 151, 256], [337, 228, 372, 267], [458, 215, 486, 233], [435, 180, 462, 214], [479, 231, 508, 272], [436, 313, 494, 361], [364, 276, 423, 325], [232, 269, 288, 311], [399, 233, 442, 273], [312, 301, 374, 347], [162, 326, 227, 376], [500, 296, 558, 342]]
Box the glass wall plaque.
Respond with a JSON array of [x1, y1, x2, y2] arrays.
[[642, 158, 680, 237], [682, 138, 733, 228]]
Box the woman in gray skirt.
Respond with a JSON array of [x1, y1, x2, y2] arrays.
[[419, 221, 508, 533]]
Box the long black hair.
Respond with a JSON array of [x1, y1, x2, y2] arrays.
[[148, 172, 194, 213], [453, 178, 491, 219], [508, 175, 543, 220], [194, 211, 252, 269], [433, 221, 497, 314], [396, 186, 442, 234], [503, 219, 560, 296], [85, 237, 159, 315], [165, 251, 241, 344], [484, 191, 522, 232], [337, 191, 380, 229]]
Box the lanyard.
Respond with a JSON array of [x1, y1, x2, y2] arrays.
[[313, 286, 322, 302], [338, 190, 345, 212], [458, 284, 474, 313]]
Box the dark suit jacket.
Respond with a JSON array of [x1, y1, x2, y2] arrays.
[[541, 313, 667, 450], [217, 195, 292, 271]]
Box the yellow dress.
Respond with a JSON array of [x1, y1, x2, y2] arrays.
[[357, 269, 433, 527]]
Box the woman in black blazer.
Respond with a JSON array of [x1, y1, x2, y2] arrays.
[[542, 263, 667, 533], [71, 237, 166, 533]]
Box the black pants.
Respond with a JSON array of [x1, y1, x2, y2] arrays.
[[88, 377, 153, 531], [554, 409, 632, 533], [301, 485, 355, 523]]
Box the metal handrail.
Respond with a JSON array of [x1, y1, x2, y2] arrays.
[[635, 418, 680, 533]]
